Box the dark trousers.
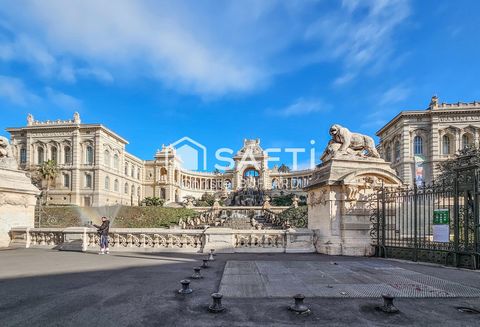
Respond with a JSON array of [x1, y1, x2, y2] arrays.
[[100, 235, 109, 249]]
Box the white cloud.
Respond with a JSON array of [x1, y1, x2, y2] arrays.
[[272, 98, 331, 117], [361, 83, 411, 129], [333, 72, 356, 87], [379, 84, 411, 106], [0, 0, 411, 96], [305, 0, 410, 84], [45, 87, 82, 111], [0, 75, 39, 106]]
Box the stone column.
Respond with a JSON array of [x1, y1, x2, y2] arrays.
[[306, 157, 402, 256]]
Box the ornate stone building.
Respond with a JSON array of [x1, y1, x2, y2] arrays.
[[7, 115, 313, 206], [376, 96, 480, 185], [6, 113, 144, 206], [144, 139, 313, 203]]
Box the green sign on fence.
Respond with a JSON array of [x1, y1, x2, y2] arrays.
[[433, 209, 450, 225], [433, 209, 450, 243]]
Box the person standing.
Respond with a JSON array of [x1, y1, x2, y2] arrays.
[[94, 216, 110, 254]]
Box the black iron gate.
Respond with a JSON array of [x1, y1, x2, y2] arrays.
[[370, 165, 480, 269]]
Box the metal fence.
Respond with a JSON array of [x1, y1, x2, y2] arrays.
[[370, 166, 480, 269]]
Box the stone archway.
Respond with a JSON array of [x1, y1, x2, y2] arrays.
[[242, 167, 260, 189]]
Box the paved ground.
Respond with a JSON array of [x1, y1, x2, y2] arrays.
[[0, 248, 479, 327], [219, 260, 480, 298]]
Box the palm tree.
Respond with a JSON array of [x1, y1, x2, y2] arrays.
[[37, 160, 59, 205]]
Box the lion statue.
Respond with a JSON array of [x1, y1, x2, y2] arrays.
[[321, 124, 380, 162], [0, 136, 14, 158]]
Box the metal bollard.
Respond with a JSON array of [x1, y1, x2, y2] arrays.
[[208, 252, 215, 261], [191, 267, 203, 279], [210, 249, 216, 256], [178, 279, 193, 294], [208, 293, 225, 313], [379, 294, 399, 313], [288, 294, 310, 314], [201, 259, 209, 268]]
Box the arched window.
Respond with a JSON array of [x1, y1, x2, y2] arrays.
[[125, 162, 129, 175], [104, 150, 110, 167], [385, 146, 392, 162], [462, 134, 472, 149], [37, 147, 44, 164], [394, 141, 400, 162], [64, 146, 72, 164], [124, 183, 129, 194], [63, 174, 70, 188], [86, 146, 94, 165], [131, 185, 135, 196], [20, 147, 27, 164], [51, 146, 58, 162], [442, 135, 451, 155], [113, 153, 119, 170], [413, 136, 423, 155], [114, 179, 119, 192], [131, 165, 135, 177], [137, 169, 141, 180], [137, 187, 141, 198], [105, 176, 110, 190], [85, 174, 92, 188]]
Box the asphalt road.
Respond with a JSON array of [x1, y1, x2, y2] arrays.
[[0, 248, 479, 327]]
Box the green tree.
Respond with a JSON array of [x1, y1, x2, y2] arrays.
[[37, 160, 59, 205], [142, 197, 164, 207], [436, 145, 479, 184]]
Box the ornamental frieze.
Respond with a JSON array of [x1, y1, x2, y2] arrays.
[[438, 116, 480, 122]]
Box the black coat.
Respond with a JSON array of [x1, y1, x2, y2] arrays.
[[94, 220, 110, 236]]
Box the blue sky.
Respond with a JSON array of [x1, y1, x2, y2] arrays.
[[1, 1, 480, 171]]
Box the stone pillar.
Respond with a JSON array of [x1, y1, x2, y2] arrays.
[[306, 157, 402, 256], [0, 138, 40, 247], [203, 228, 235, 253]]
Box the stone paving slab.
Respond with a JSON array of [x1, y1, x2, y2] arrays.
[[219, 260, 480, 298]]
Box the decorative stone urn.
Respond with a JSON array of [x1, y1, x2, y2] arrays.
[[306, 124, 403, 256], [0, 136, 40, 247]]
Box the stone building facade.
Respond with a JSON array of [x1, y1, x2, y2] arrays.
[[144, 139, 313, 203], [376, 96, 480, 185], [6, 114, 143, 206], [7, 115, 312, 206]]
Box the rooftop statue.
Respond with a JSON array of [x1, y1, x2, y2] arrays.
[[429, 95, 439, 109], [73, 112, 81, 124], [27, 113, 34, 126], [320, 124, 380, 162]]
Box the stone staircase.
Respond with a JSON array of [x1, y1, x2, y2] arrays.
[[220, 215, 277, 229]]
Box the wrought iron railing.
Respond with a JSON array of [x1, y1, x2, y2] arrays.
[[370, 168, 480, 269]]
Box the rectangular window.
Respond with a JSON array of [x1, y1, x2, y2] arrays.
[[20, 148, 27, 164], [85, 174, 92, 188], [63, 174, 70, 188]]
